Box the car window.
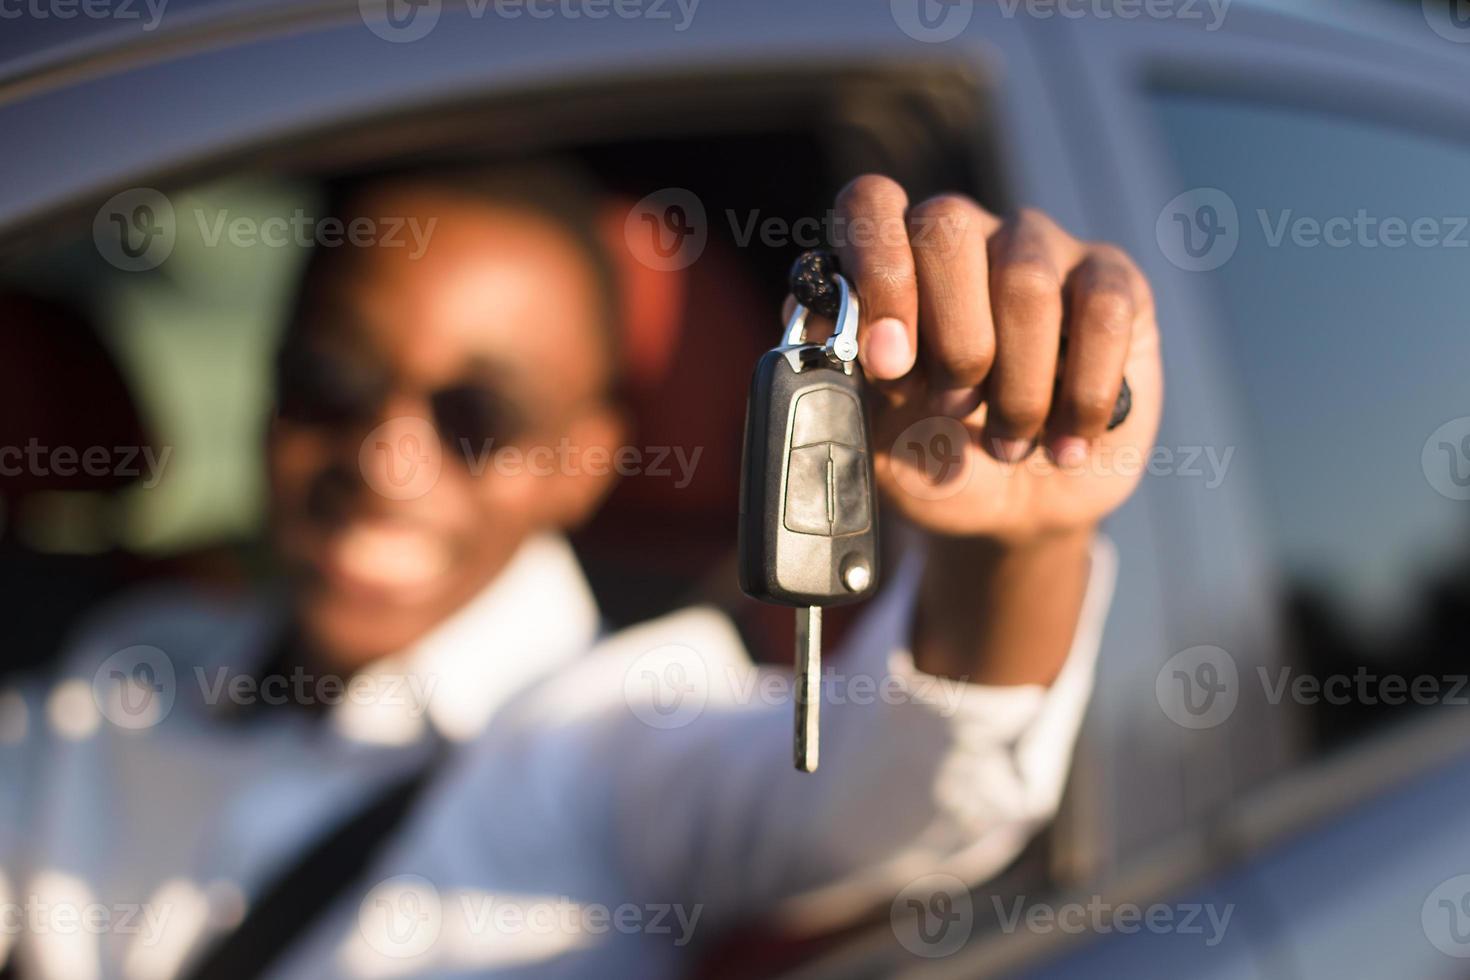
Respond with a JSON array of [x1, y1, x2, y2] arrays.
[[6, 177, 314, 554], [1150, 91, 1470, 755]]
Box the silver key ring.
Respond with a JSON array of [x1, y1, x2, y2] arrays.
[[781, 272, 860, 364]]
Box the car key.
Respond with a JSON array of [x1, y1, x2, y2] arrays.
[[738, 253, 880, 772], [739, 249, 1133, 773]]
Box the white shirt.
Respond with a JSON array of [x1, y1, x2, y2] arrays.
[[0, 533, 1114, 980]]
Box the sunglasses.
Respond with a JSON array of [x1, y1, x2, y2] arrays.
[[274, 340, 530, 458]]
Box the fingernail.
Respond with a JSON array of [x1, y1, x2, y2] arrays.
[[1049, 436, 1089, 469], [861, 318, 913, 380], [988, 437, 1032, 463], [933, 387, 982, 418]]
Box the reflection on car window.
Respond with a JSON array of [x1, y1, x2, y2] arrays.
[[1151, 92, 1470, 753]]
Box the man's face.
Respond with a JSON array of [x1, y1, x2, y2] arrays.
[[268, 185, 623, 668]]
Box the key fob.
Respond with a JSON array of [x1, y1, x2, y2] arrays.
[[738, 274, 879, 607]]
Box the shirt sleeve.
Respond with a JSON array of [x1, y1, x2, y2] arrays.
[[580, 534, 1116, 931]]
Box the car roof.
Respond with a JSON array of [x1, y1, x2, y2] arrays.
[[0, 0, 1435, 90]]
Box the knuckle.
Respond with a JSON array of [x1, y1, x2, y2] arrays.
[[1076, 286, 1135, 337], [837, 174, 909, 216], [995, 261, 1061, 310], [1087, 243, 1149, 293], [859, 258, 917, 294], [940, 342, 996, 385], [1013, 206, 1060, 238], [1065, 386, 1118, 428], [908, 193, 978, 243], [994, 391, 1051, 433], [910, 192, 975, 220], [1088, 241, 1141, 275]]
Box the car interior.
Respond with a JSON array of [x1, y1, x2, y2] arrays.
[[0, 63, 1020, 976]]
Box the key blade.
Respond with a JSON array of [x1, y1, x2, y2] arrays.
[[794, 605, 821, 772]]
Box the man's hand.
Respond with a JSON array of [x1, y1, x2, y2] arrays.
[[802, 176, 1163, 684]]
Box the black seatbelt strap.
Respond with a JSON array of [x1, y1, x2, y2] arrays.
[[177, 750, 445, 980], [0, 756, 439, 980]]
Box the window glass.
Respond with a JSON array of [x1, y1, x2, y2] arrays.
[[1151, 92, 1470, 750]]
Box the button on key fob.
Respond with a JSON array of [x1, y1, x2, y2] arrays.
[[738, 258, 878, 772]]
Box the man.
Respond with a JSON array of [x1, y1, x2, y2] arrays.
[[0, 167, 1161, 979]]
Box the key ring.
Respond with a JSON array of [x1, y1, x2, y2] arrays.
[[781, 271, 860, 364]]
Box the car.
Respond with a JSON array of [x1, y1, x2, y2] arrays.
[[3, 1, 1469, 976]]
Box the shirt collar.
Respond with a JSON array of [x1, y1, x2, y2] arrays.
[[328, 532, 601, 747]]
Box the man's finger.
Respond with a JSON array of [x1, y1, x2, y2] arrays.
[[983, 209, 1076, 461], [1048, 247, 1138, 466], [907, 194, 1001, 412], [833, 175, 918, 382]]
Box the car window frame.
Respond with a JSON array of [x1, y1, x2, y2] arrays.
[[782, 9, 1470, 978], [878, 10, 1470, 978]]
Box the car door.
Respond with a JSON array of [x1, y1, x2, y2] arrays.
[[784, 4, 1470, 977], [1050, 0, 1470, 872], [1007, 3, 1470, 976]]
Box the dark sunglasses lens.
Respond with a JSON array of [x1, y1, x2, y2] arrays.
[[431, 384, 522, 459], [275, 344, 384, 427]]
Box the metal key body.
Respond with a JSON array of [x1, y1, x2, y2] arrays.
[[738, 272, 879, 771]]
